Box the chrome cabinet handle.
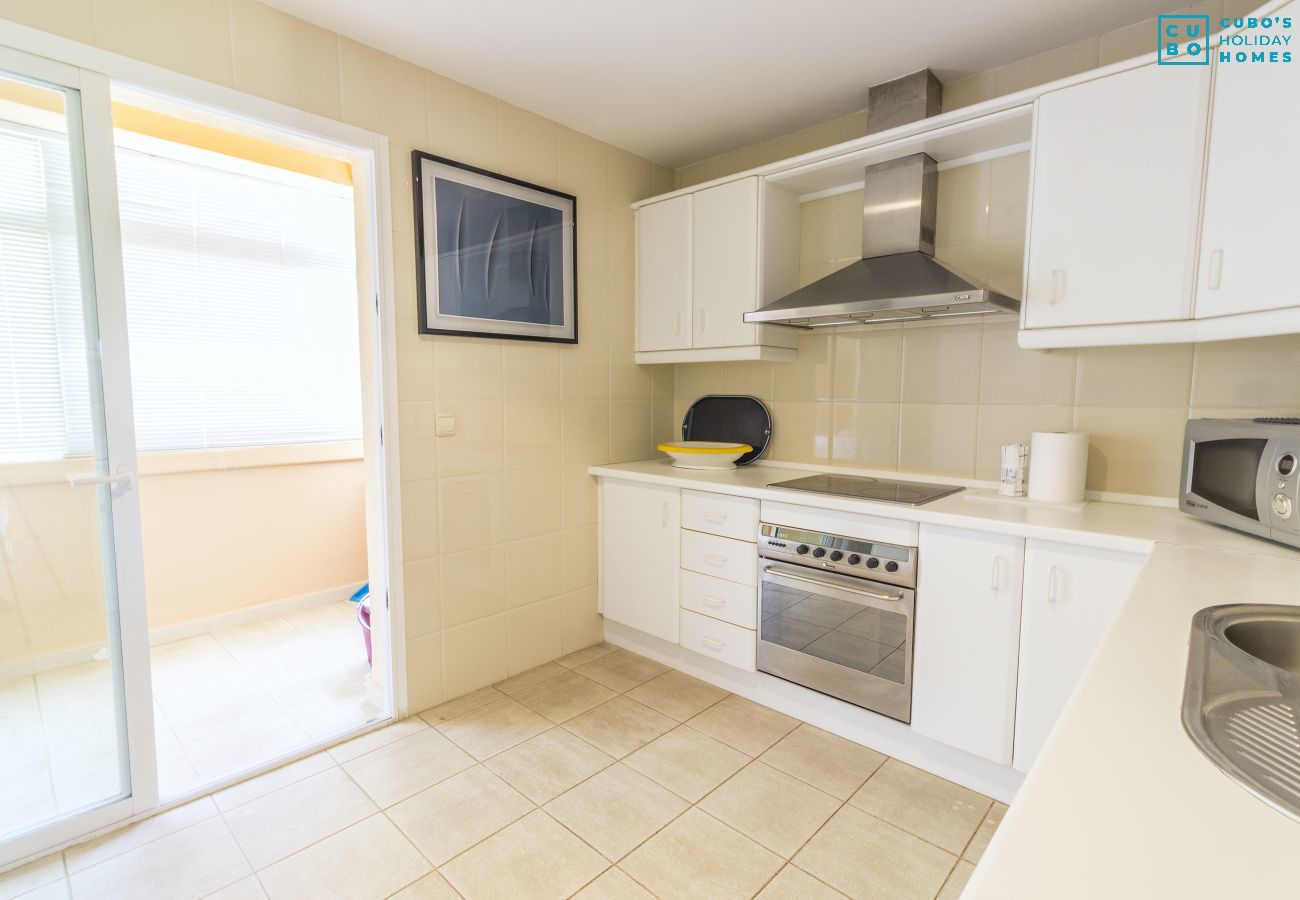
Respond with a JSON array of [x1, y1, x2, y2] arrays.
[[67, 471, 132, 488], [703, 511, 727, 523], [702, 636, 725, 651], [1208, 249, 1224, 290], [1047, 566, 1061, 604], [1049, 269, 1066, 305], [702, 595, 726, 609], [763, 565, 904, 604], [704, 553, 727, 566]]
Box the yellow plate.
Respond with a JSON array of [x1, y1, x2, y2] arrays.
[[656, 441, 753, 454]]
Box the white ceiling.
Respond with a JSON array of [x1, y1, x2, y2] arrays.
[[263, 0, 1168, 167]]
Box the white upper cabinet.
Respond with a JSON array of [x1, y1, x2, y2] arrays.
[[1195, 5, 1300, 320], [634, 177, 798, 363], [1013, 540, 1143, 773], [635, 194, 692, 351], [1023, 63, 1210, 331], [912, 525, 1025, 765]]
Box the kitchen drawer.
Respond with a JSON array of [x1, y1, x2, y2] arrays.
[[679, 609, 756, 672], [681, 490, 759, 541], [681, 530, 757, 586], [680, 569, 757, 629]]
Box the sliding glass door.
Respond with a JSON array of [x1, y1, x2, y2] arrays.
[[0, 47, 154, 867]]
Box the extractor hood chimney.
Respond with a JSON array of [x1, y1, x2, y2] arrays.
[[744, 70, 1019, 329]]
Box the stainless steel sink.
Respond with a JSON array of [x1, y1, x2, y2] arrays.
[[1184, 604, 1300, 822]]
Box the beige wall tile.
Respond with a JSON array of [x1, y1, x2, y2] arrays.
[[608, 211, 635, 278], [985, 235, 1025, 299], [721, 362, 776, 402], [1075, 344, 1194, 408], [1073, 407, 1189, 496], [940, 70, 997, 111], [401, 480, 439, 561], [505, 467, 562, 541], [506, 596, 565, 675], [503, 342, 560, 399], [936, 163, 990, 246], [1191, 335, 1300, 408], [979, 321, 1075, 405], [561, 464, 598, 529], [229, 0, 340, 119], [560, 586, 603, 654], [441, 615, 509, 698], [557, 127, 609, 208], [767, 401, 831, 464], [440, 545, 507, 628], [833, 326, 903, 402], [610, 398, 653, 462], [898, 404, 978, 477], [426, 74, 500, 171], [499, 103, 559, 187], [994, 37, 1100, 96], [561, 398, 610, 465], [390, 148, 418, 238], [505, 533, 562, 609], [435, 338, 503, 401], [437, 474, 504, 553], [830, 402, 900, 470], [901, 323, 984, 404], [505, 399, 561, 470], [404, 555, 440, 638], [609, 148, 654, 210], [774, 333, 833, 402], [561, 526, 597, 593], [433, 400, 505, 477], [338, 38, 427, 149], [974, 405, 1074, 481], [988, 153, 1030, 238], [92, 0, 233, 86]]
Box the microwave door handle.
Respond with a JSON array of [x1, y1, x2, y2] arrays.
[[762, 565, 904, 604]]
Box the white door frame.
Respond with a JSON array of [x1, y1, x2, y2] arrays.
[[0, 17, 407, 867]]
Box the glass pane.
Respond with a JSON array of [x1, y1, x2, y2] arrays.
[[1191, 438, 1267, 520], [760, 581, 909, 683], [0, 70, 130, 841]]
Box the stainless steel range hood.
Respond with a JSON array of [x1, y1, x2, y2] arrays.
[[745, 71, 1019, 329]]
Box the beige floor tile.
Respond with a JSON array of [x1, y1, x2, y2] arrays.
[[494, 662, 567, 697], [65, 797, 219, 873], [759, 724, 887, 800], [419, 686, 507, 724], [343, 728, 475, 807], [208, 875, 267, 898], [625, 670, 727, 721], [685, 695, 799, 756], [698, 761, 841, 857], [623, 725, 749, 802], [439, 809, 607, 900], [328, 718, 428, 763], [575, 650, 667, 692], [213, 753, 335, 812], [258, 814, 430, 900], [513, 671, 617, 723], [561, 696, 675, 758], [963, 800, 1008, 863], [389, 871, 460, 899], [0, 853, 64, 900], [848, 759, 991, 854], [621, 808, 783, 899], [794, 805, 955, 900], [223, 767, 377, 869], [386, 765, 532, 865], [757, 865, 848, 899], [938, 860, 976, 900], [544, 763, 687, 861], [484, 728, 614, 804], [68, 817, 251, 900], [555, 642, 620, 669], [573, 867, 655, 898], [435, 697, 551, 759]]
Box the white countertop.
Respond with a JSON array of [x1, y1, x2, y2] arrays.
[[591, 459, 1300, 896]]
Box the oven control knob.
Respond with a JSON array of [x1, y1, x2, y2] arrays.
[[812, 547, 827, 558], [847, 554, 862, 565], [865, 557, 880, 568], [796, 544, 810, 555], [885, 561, 900, 573], [1273, 493, 1294, 519], [829, 550, 843, 562]]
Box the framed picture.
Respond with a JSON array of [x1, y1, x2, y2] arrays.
[[412, 151, 577, 343]]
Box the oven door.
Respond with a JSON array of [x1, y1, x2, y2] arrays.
[[757, 559, 915, 723]]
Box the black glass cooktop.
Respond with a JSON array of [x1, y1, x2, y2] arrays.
[[771, 474, 963, 505]]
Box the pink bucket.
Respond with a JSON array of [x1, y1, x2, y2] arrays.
[[357, 597, 372, 666]]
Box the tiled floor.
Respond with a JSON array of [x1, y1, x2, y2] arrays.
[[0, 600, 381, 840], [0, 644, 1004, 899]]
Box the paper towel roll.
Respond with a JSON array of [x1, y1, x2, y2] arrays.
[[1027, 431, 1089, 504]]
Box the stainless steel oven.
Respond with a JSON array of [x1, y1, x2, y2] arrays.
[[756, 523, 916, 723]]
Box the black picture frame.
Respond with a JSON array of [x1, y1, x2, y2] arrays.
[[411, 150, 578, 344]]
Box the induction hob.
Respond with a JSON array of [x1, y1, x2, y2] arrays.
[[771, 474, 963, 505]]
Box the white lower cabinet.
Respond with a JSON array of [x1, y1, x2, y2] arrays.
[[1012, 540, 1144, 772], [599, 479, 680, 642], [679, 609, 756, 672], [912, 525, 1026, 764]]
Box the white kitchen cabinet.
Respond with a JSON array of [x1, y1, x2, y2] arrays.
[[1013, 540, 1144, 772], [1195, 5, 1300, 320], [634, 177, 798, 364], [912, 525, 1025, 764], [635, 194, 692, 351], [599, 480, 680, 642], [1022, 63, 1210, 330]]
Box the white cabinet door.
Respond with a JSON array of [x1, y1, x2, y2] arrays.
[[1195, 8, 1300, 319], [912, 525, 1025, 764], [1023, 64, 1209, 329], [635, 195, 692, 351], [692, 177, 759, 349], [1013, 540, 1144, 772], [599, 480, 680, 642]]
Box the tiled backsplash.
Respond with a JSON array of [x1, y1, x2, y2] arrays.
[[670, 156, 1300, 499]]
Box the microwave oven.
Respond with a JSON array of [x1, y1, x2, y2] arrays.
[[1179, 418, 1300, 549]]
